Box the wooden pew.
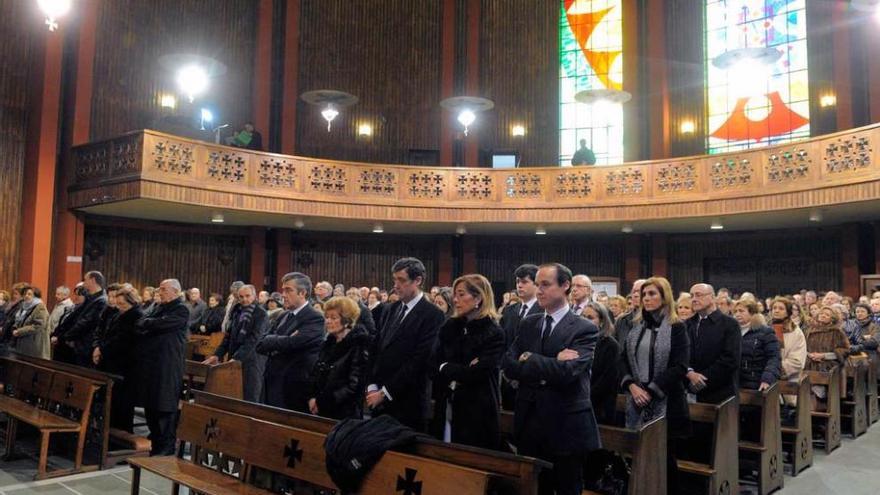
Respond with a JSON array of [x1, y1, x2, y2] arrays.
[[677, 397, 738, 495], [0, 353, 150, 470], [0, 359, 99, 479], [182, 359, 243, 400], [841, 362, 868, 438], [129, 401, 495, 495], [195, 391, 549, 495], [806, 367, 841, 454], [868, 355, 879, 424], [779, 374, 813, 476], [738, 383, 783, 495], [187, 333, 225, 360], [500, 402, 666, 495]]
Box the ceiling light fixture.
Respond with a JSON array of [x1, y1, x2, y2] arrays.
[[809, 209, 823, 223], [621, 224, 633, 234], [710, 219, 724, 230], [455, 225, 467, 235], [440, 96, 494, 137], [211, 212, 224, 223], [301, 90, 359, 133], [535, 226, 547, 235], [372, 223, 384, 234], [294, 218, 305, 229], [38, 0, 71, 31]]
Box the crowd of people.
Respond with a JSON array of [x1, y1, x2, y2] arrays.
[[1, 261, 878, 494]]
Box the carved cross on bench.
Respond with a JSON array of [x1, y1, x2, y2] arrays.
[[283, 438, 303, 468], [204, 418, 221, 442], [396, 468, 422, 495]]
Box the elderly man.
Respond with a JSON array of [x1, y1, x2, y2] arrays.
[[134, 279, 190, 455], [822, 290, 842, 307], [686, 283, 741, 404], [570, 274, 593, 315], [314, 281, 333, 303], [256, 272, 325, 411], [359, 286, 370, 303], [222, 281, 245, 333], [186, 288, 207, 331], [47, 286, 73, 337], [258, 290, 270, 307], [715, 294, 733, 316], [204, 285, 268, 402]]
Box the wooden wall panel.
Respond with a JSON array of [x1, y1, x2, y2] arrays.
[[90, 0, 256, 141], [289, 232, 439, 291], [475, 236, 625, 291], [478, 0, 558, 167], [668, 229, 841, 297], [665, 0, 705, 158], [296, 0, 442, 165], [0, 0, 34, 290], [82, 220, 250, 297]]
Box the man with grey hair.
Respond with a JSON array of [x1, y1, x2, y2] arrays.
[[205, 285, 268, 402], [133, 278, 190, 455], [47, 286, 73, 336], [256, 272, 325, 411], [686, 283, 740, 404], [222, 281, 245, 333], [569, 274, 593, 315], [186, 287, 207, 332], [314, 281, 333, 303]]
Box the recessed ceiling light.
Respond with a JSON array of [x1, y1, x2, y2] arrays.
[[535, 226, 547, 235], [211, 212, 224, 223], [372, 223, 384, 233], [621, 223, 633, 234], [294, 218, 305, 229], [809, 210, 823, 223], [710, 219, 724, 230], [456, 225, 467, 235]]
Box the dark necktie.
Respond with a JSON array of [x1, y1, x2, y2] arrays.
[[519, 304, 528, 319], [381, 303, 407, 347], [541, 314, 554, 352]]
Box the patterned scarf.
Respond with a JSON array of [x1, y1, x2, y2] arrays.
[[624, 311, 672, 429]]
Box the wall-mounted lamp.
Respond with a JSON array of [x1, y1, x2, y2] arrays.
[[680, 120, 696, 134], [819, 94, 837, 108], [511, 124, 526, 137]]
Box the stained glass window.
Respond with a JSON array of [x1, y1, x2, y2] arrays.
[[705, 0, 810, 154], [559, 0, 624, 166]]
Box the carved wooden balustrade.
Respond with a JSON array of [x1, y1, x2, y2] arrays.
[[69, 125, 880, 224]]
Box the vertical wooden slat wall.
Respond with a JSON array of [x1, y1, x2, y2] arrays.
[[89, 0, 256, 141], [0, 0, 35, 290]]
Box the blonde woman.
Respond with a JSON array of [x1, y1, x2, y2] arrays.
[[676, 293, 694, 321], [430, 274, 505, 450], [805, 305, 850, 409]]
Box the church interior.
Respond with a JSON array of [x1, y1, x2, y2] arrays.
[[3, 0, 880, 494]]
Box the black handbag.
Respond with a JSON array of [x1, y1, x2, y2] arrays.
[[583, 448, 630, 495]]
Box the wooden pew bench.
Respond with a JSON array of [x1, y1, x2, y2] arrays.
[[676, 397, 738, 495], [129, 401, 495, 495], [842, 362, 868, 438], [1, 353, 151, 469], [195, 391, 549, 495], [868, 355, 878, 424], [182, 359, 243, 401], [0, 359, 99, 479], [779, 374, 813, 476], [738, 383, 783, 495], [500, 400, 666, 495], [806, 368, 842, 454]]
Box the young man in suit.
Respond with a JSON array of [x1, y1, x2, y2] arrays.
[[256, 272, 325, 412], [502, 263, 600, 495], [367, 257, 445, 431], [499, 264, 542, 409]]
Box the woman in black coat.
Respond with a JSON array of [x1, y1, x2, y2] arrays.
[[94, 287, 142, 432], [308, 297, 371, 420], [619, 277, 690, 494], [430, 275, 505, 450], [196, 293, 225, 334], [581, 302, 621, 425]]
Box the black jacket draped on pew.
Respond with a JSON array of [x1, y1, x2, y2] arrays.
[[215, 303, 269, 403], [739, 325, 782, 390], [197, 304, 225, 334], [429, 315, 506, 450], [686, 309, 742, 404], [309, 324, 371, 420], [502, 310, 601, 456], [134, 298, 189, 412], [590, 334, 621, 425], [256, 304, 325, 411], [370, 295, 445, 430]]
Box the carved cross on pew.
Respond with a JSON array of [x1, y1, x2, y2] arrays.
[[204, 418, 221, 442], [283, 438, 303, 468], [396, 468, 422, 495]]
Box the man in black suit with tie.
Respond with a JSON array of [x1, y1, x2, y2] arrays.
[[366, 257, 445, 431], [256, 272, 325, 412], [499, 264, 542, 409], [503, 263, 600, 495]]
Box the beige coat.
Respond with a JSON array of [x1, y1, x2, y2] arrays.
[[13, 302, 51, 359], [781, 326, 807, 378]]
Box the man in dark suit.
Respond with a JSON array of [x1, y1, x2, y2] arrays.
[[256, 272, 325, 412], [60, 271, 108, 367], [503, 263, 600, 495], [685, 283, 741, 404], [499, 263, 542, 410], [366, 257, 445, 431], [205, 284, 269, 403]]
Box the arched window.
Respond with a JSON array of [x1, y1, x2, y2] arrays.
[[705, 0, 810, 153]]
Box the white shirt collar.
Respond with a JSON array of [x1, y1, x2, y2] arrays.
[[402, 291, 423, 314], [545, 304, 571, 331], [291, 301, 309, 315], [521, 297, 537, 311]]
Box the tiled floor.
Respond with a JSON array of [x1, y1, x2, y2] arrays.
[[3, 423, 880, 494]]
